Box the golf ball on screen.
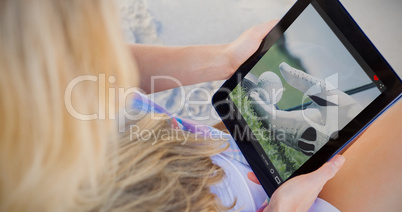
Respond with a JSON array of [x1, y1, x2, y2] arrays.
[[257, 71, 283, 104]]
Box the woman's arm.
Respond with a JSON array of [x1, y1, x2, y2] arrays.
[[130, 21, 278, 93], [129, 44, 231, 93]]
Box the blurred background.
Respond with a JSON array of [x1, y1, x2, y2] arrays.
[[119, 0, 402, 125]]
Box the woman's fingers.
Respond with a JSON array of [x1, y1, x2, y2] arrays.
[[310, 155, 345, 185], [248, 155, 344, 188], [227, 20, 278, 73], [247, 172, 261, 185], [261, 155, 345, 211], [257, 200, 269, 212], [246, 20, 279, 41]]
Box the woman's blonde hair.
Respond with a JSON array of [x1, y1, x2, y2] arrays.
[[0, 0, 228, 211], [104, 114, 230, 212]]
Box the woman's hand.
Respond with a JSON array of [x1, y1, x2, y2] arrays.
[[130, 21, 277, 93], [225, 20, 278, 78], [249, 155, 345, 212]]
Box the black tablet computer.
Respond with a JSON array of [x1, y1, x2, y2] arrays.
[[212, 0, 402, 196]]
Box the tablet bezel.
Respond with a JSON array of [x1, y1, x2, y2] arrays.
[[212, 0, 402, 196]]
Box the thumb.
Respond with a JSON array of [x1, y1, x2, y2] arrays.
[[311, 155, 345, 184]]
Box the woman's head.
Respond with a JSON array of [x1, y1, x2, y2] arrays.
[[103, 114, 230, 212], [0, 0, 228, 211], [0, 0, 137, 210]]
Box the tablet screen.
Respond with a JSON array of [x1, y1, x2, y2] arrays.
[[229, 2, 385, 183]]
